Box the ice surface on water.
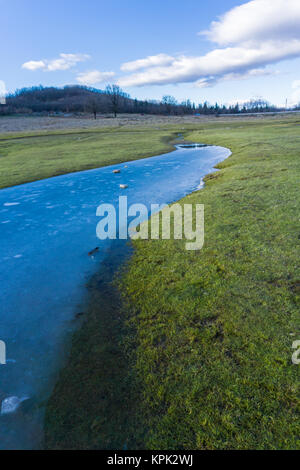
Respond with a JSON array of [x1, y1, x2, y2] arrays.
[[0, 144, 230, 449]]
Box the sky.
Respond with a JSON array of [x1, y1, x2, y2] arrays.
[[1, 0, 300, 106]]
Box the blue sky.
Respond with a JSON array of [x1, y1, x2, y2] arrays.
[[1, 0, 300, 106]]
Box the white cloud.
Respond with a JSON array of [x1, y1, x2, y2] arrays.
[[76, 70, 115, 86], [119, 41, 300, 87], [118, 0, 300, 88], [22, 53, 90, 72], [121, 54, 174, 72], [22, 60, 46, 71], [201, 0, 300, 45], [195, 68, 278, 88]]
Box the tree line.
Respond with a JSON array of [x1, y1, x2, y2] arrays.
[[0, 84, 288, 117]]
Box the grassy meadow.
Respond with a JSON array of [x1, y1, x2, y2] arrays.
[[118, 118, 300, 449], [0, 126, 177, 189], [0, 116, 299, 449]]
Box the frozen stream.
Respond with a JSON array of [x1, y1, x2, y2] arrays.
[[0, 144, 230, 449]]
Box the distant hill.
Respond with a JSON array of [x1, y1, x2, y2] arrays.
[[0, 85, 283, 117], [2, 85, 146, 117]]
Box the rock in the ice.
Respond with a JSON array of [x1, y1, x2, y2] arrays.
[[1, 396, 29, 415]]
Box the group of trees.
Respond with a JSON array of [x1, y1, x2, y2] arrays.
[[196, 98, 280, 115], [0, 85, 131, 117], [0, 84, 289, 117], [87, 85, 129, 119]]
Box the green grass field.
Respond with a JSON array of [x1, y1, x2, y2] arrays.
[[1, 116, 299, 449], [118, 118, 300, 449], [0, 127, 177, 188]]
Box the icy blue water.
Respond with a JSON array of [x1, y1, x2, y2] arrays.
[[0, 144, 230, 449]]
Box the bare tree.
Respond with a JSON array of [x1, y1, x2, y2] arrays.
[[162, 95, 178, 115], [87, 97, 101, 119], [105, 84, 126, 117]]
